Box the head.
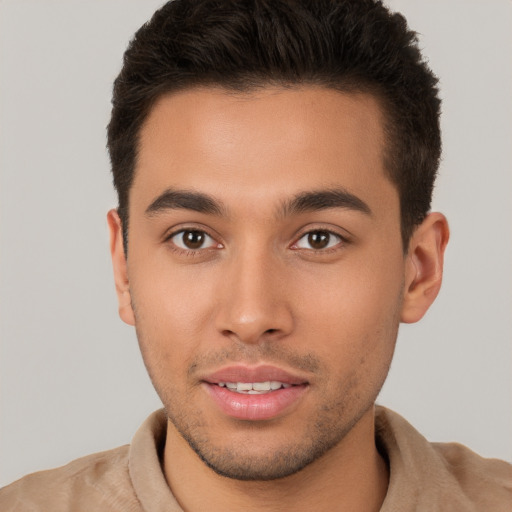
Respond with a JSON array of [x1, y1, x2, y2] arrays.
[[106, 0, 448, 483], [107, 0, 441, 252]]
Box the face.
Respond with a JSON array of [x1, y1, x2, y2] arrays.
[[112, 86, 412, 480]]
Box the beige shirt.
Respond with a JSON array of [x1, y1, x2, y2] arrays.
[[1, 407, 511, 511]]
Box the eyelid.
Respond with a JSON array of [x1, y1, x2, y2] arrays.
[[294, 232, 341, 250], [164, 225, 223, 251], [171, 230, 217, 250], [290, 226, 350, 251]]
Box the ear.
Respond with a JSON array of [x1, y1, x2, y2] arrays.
[[401, 212, 450, 323], [107, 209, 135, 326]]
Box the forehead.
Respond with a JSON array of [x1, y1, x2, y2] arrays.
[[133, 86, 395, 213]]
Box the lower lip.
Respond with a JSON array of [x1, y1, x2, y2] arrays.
[[204, 383, 308, 421]]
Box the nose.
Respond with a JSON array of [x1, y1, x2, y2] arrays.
[[214, 248, 294, 345]]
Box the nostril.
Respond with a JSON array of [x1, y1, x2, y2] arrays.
[[265, 329, 278, 335]]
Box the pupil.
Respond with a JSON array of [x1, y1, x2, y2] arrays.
[[308, 231, 329, 249], [184, 231, 204, 249]]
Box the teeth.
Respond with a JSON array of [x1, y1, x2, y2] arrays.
[[217, 381, 291, 393], [252, 382, 271, 391]]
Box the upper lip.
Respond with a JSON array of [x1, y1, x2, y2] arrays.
[[202, 364, 309, 385]]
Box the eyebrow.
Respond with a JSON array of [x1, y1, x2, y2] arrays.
[[144, 187, 371, 219], [145, 189, 225, 217], [280, 188, 372, 217]]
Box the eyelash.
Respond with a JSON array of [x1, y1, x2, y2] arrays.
[[164, 227, 349, 256], [291, 229, 347, 253], [164, 228, 222, 256]]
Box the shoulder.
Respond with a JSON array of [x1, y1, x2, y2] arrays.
[[376, 406, 512, 511], [0, 445, 142, 512], [432, 441, 512, 510]]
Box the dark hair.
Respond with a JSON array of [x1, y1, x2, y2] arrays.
[[107, 0, 441, 250]]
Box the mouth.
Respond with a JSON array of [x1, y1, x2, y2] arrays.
[[216, 381, 293, 394], [202, 365, 310, 421]]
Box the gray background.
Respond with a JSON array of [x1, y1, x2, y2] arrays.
[[1, 0, 511, 487]]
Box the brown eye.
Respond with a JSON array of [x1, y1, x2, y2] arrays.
[[295, 230, 342, 250], [183, 231, 205, 249], [171, 230, 217, 250], [308, 231, 329, 249]]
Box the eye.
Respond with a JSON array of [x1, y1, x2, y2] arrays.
[[169, 229, 218, 250], [294, 230, 343, 250]]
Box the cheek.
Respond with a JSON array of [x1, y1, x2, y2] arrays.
[[294, 253, 404, 356], [128, 261, 219, 361], [300, 264, 402, 403]]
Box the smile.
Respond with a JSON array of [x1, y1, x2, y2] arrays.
[[217, 381, 293, 394], [201, 364, 310, 420]]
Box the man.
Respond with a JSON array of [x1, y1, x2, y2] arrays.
[[1, 0, 510, 510]]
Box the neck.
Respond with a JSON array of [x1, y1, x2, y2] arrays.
[[163, 406, 389, 512]]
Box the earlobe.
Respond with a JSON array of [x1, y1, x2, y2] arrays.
[[401, 212, 450, 324], [107, 209, 135, 326]]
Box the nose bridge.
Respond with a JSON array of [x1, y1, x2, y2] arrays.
[[215, 241, 293, 343]]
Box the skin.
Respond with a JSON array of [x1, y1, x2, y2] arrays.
[[108, 86, 449, 511]]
